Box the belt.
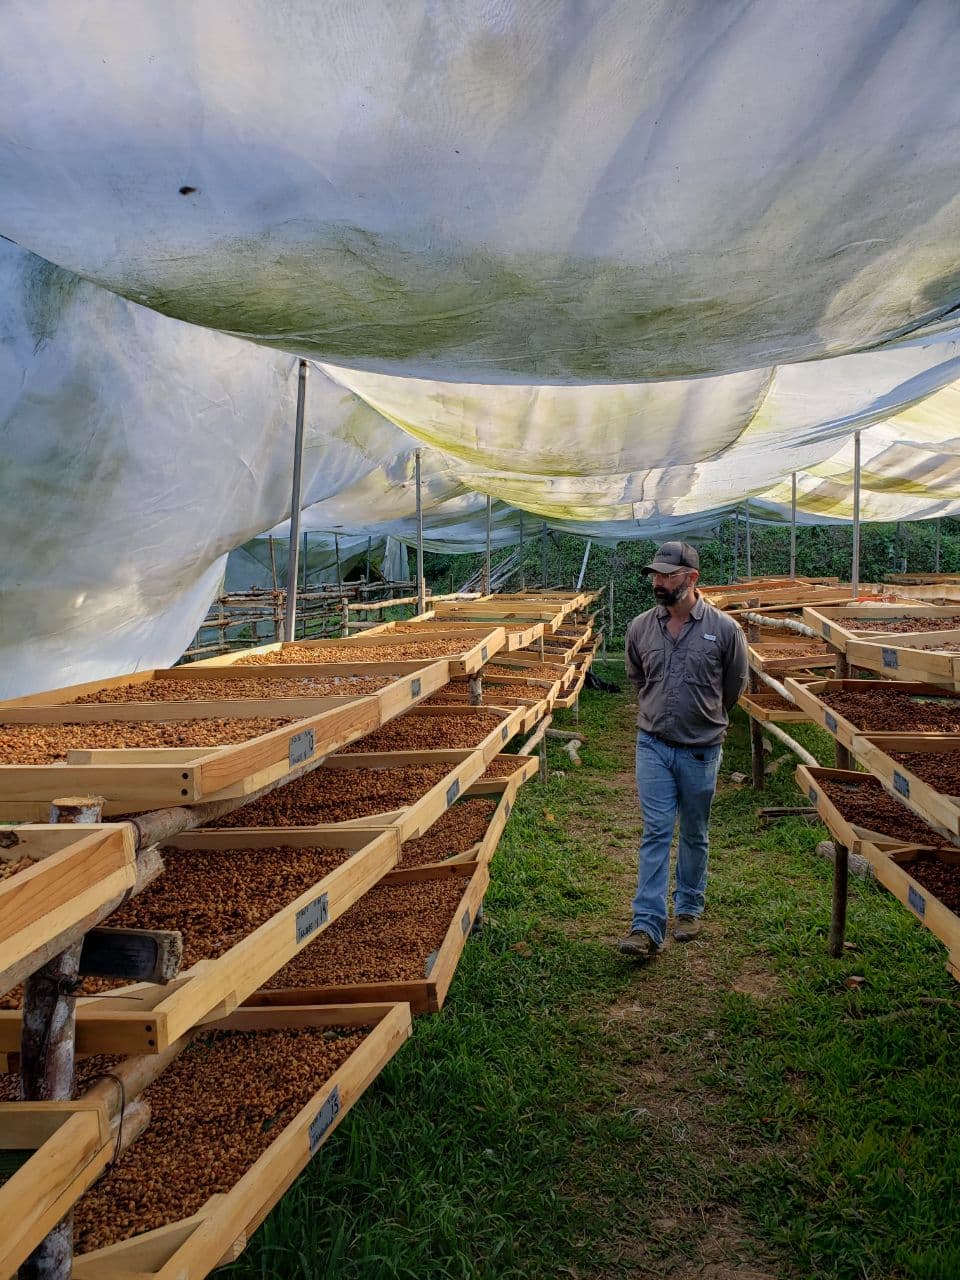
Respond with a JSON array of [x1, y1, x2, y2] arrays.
[[643, 730, 715, 752]]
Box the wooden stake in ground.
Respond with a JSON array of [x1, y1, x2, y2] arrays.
[[746, 601, 765, 790], [833, 653, 853, 771], [19, 794, 104, 1280], [828, 840, 850, 958]]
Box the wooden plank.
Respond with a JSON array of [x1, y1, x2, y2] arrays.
[[0, 829, 401, 1055], [247, 863, 489, 1016], [0, 697, 357, 724], [842, 637, 960, 687], [738, 692, 810, 724], [0, 824, 137, 992], [0, 1107, 112, 1279], [70, 1003, 412, 1279], [803, 604, 960, 655]]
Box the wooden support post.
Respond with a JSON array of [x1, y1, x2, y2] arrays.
[[468, 676, 483, 706], [746, 600, 765, 790], [20, 795, 104, 1280], [833, 652, 853, 770], [340, 598, 349, 638], [828, 841, 850, 957], [571, 696, 580, 726], [538, 736, 548, 783]]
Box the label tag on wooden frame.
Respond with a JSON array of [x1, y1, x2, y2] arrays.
[[296, 892, 329, 943], [309, 1084, 341, 1153], [289, 729, 316, 766]]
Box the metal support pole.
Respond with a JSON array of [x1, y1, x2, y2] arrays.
[[518, 510, 525, 590], [365, 535, 372, 583], [744, 503, 752, 579], [538, 735, 548, 783], [283, 359, 308, 643], [935, 518, 942, 573], [609, 579, 615, 644], [790, 472, 797, 579], [541, 522, 548, 588], [576, 539, 592, 590], [415, 449, 425, 614], [732, 510, 740, 581], [20, 795, 104, 1280], [333, 533, 343, 590], [851, 430, 862, 596], [484, 495, 492, 596]]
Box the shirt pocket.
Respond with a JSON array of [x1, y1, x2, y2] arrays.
[[639, 645, 666, 682], [685, 642, 722, 686]]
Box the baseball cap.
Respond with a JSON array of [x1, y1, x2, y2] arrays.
[[642, 541, 700, 575]]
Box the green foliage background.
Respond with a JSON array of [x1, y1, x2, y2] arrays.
[[425, 517, 960, 642]]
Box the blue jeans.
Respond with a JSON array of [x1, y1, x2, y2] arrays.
[[631, 731, 722, 946]]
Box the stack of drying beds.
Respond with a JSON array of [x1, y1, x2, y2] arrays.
[[0, 597, 592, 1279], [364, 588, 602, 717], [791, 601, 960, 981], [0, 622, 552, 1279], [698, 577, 851, 728]]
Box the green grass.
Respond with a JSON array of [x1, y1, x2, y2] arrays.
[[225, 665, 960, 1280]]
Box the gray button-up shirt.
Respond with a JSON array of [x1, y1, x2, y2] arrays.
[[625, 594, 748, 747]]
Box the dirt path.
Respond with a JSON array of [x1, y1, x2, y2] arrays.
[[576, 689, 786, 1280]]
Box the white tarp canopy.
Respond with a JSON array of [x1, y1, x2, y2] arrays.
[[7, 231, 960, 697], [3, 1, 960, 383], [6, 6, 960, 693]]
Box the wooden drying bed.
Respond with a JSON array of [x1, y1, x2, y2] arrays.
[[787, 678, 960, 748], [189, 628, 505, 676], [247, 860, 489, 1015], [0, 828, 398, 1056], [797, 763, 960, 982]]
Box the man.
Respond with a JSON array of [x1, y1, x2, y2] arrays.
[[619, 541, 748, 959]]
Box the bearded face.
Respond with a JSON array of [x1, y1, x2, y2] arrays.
[[653, 575, 692, 607]]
